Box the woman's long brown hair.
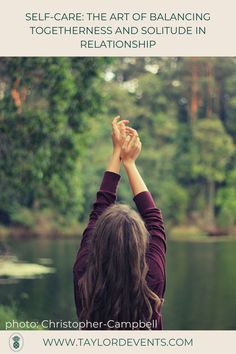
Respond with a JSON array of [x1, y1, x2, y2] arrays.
[[78, 204, 161, 327]]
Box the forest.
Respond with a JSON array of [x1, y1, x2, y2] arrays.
[[0, 57, 236, 237]]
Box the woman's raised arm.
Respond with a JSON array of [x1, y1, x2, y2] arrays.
[[106, 116, 129, 174], [74, 117, 129, 263], [121, 127, 166, 296], [121, 127, 148, 196]]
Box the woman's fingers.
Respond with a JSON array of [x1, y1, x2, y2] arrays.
[[119, 124, 126, 139], [134, 136, 141, 150], [125, 126, 135, 132], [112, 116, 120, 125], [122, 127, 140, 147], [117, 119, 129, 125], [122, 134, 131, 149], [112, 116, 129, 126], [111, 116, 120, 131], [125, 126, 139, 136], [127, 133, 138, 148], [125, 127, 134, 135], [112, 117, 129, 136]]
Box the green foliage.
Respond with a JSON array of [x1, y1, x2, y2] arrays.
[[156, 179, 188, 225], [10, 207, 36, 227], [216, 169, 236, 227], [192, 118, 234, 182], [0, 58, 108, 223], [1, 57, 236, 232]]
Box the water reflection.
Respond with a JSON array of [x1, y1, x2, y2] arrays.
[[164, 240, 236, 329], [0, 237, 236, 329]]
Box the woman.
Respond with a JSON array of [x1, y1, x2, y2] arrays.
[[73, 116, 166, 330]]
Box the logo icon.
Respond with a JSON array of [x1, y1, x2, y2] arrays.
[[9, 333, 24, 352]]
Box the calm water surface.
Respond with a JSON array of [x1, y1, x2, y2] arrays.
[[1, 237, 236, 329]]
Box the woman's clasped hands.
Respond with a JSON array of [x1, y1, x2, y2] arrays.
[[111, 116, 142, 165]]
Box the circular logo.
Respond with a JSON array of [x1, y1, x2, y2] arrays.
[[9, 333, 24, 352]]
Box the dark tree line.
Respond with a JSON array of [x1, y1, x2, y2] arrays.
[[0, 57, 236, 233]]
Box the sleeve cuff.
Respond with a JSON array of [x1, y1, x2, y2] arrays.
[[133, 191, 156, 215], [100, 171, 121, 194]]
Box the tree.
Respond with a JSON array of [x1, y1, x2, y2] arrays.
[[1, 57, 236, 231], [0, 58, 109, 223], [216, 168, 236, 227], [192, 118, 234, 228]]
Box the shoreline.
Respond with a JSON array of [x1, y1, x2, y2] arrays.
[[1, 223, 236, 241], [0, 223, 85, 240]]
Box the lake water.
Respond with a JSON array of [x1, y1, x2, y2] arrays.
[[1, 237, 236, 330]]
